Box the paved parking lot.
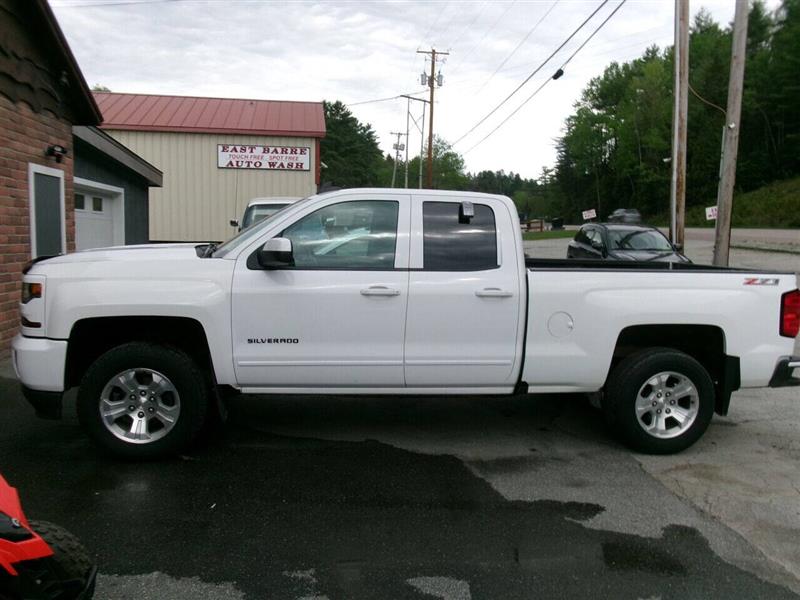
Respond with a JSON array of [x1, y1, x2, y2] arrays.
[[2, 369, 799, 598], [2, 240, 798, 599]]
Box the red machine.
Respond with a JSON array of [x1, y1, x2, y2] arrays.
[[0, 475, 95, 599]]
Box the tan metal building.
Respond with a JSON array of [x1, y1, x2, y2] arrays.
[[94, 92, 326, 242]]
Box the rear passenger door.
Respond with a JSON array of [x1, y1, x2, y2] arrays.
[[404, 196, 523, 389]]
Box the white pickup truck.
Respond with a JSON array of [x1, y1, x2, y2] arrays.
[[13, 189, 800, 459]]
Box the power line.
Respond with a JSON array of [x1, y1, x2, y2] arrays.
[[52, 0, 178, 6], [346, 91, 427, 107], [453, 0, 610, 146], [444, 0, 490, 51], [463, 0, 628, 155], [448, 0, 518, 77], [474, 0, 560, 96]]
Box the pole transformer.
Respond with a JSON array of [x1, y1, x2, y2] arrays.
[[390, 131, 405, 188], [417, 48, 448, 189]]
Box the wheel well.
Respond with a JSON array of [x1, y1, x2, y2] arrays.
[[65, 316, 214, 390], [610, 324, 736, 415]]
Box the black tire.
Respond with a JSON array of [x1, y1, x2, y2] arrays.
[[603, 348, 715, 454], [77, 342, 209, 459], [28, 520, 94, 598]]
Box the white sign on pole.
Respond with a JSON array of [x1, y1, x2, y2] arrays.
[[582, 208, 597, 220], [705, 206, 718, 220], [217, 144, 311, 171]]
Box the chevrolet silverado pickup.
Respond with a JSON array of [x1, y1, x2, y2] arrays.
[[12, 189, 800, 459]]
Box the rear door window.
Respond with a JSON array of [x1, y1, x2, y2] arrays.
[[422, 201, 498, 271]]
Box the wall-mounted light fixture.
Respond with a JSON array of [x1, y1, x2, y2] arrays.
[[46, 144, 68, 163]]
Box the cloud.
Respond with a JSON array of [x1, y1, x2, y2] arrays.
[[51, 0, 775, 179]]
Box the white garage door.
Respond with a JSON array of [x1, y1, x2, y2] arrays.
[[75, 193, 115, 250]]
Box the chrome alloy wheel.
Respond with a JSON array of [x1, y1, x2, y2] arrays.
[[634, 371, 699, 439], [99, 368, 181, 444]]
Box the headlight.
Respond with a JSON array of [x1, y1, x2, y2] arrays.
[[21, 282, 43, 304]]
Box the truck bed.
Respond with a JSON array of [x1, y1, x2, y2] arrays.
[[524, 257, 789, 273]]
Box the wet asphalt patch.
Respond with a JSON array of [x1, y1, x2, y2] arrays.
[[1, 378, 797, 599]]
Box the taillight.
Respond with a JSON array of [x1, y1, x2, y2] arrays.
[[780, 289, 800, 338]]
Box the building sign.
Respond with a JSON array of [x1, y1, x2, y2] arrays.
[[582, 208, 597, 220], [217, 144, 310, 171], [705, 206, 718, 220]]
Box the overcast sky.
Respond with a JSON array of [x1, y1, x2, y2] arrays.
[[51, 0, 776, 180]]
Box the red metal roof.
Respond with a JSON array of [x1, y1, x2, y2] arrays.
[[94, 92, 325, 138]]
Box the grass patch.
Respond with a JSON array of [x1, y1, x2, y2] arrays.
[[650, 177, 800, 228], [522, 230, 576, 241]]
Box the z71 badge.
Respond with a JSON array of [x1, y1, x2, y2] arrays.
[[743, 278, 779, 286]]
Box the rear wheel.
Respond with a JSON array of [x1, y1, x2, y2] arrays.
[[77, 343, 209, 459], [604, 348, 714, 454]]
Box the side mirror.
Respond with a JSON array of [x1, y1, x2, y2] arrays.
[[590, 240, 608, 258], [257, 237, 294, 269], [230, 219, 239, 228], [459, 201, 474, 224]]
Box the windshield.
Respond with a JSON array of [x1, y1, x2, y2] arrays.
[[607, 228, 673, 251], [241, 203, 290, 229], [213, 198, 311, 257]]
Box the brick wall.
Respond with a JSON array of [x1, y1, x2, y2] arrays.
[[0, 95, 74, 359]]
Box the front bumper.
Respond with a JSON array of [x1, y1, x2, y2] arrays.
[[10, 335, 67, 392], [769, 356, 800, 387]]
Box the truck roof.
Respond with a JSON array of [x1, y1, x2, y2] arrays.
[[314, 188, 511, 202]]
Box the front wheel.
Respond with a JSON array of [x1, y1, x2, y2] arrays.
[[603, 348, 715, 454], [77, 343, 209, 459]]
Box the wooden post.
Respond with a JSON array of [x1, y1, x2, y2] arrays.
[[669, 0, 689, 247], [713, 0, 749, 267]]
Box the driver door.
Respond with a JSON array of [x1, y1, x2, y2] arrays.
[[231, 194, 411, 389]]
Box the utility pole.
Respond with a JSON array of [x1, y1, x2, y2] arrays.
[[713, 0, 749, 267], [404, 96, 410, 188], [417, 48, 448, 188], [419, 101, 425, 189], [390, 131, 405, 188], [401, 94, 430, 189], [669, 0, 689, 247]]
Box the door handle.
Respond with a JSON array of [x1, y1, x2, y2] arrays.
[[475, 288, 513, 298], [361, 286, 401, 297]]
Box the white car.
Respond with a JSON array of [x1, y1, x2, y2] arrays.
[[13, 189, 800, 459], [230, 197, 302, 231]]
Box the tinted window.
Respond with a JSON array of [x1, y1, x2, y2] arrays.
[[282, 200, 398, 269], [33, 172, 62, 258], [423, 201, 497, 271]]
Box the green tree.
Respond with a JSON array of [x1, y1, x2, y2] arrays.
[[320, 100, 384, 188], [551, 0, 800, 223]]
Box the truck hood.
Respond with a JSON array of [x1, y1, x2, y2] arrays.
[[34, 244, 205, 265]]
